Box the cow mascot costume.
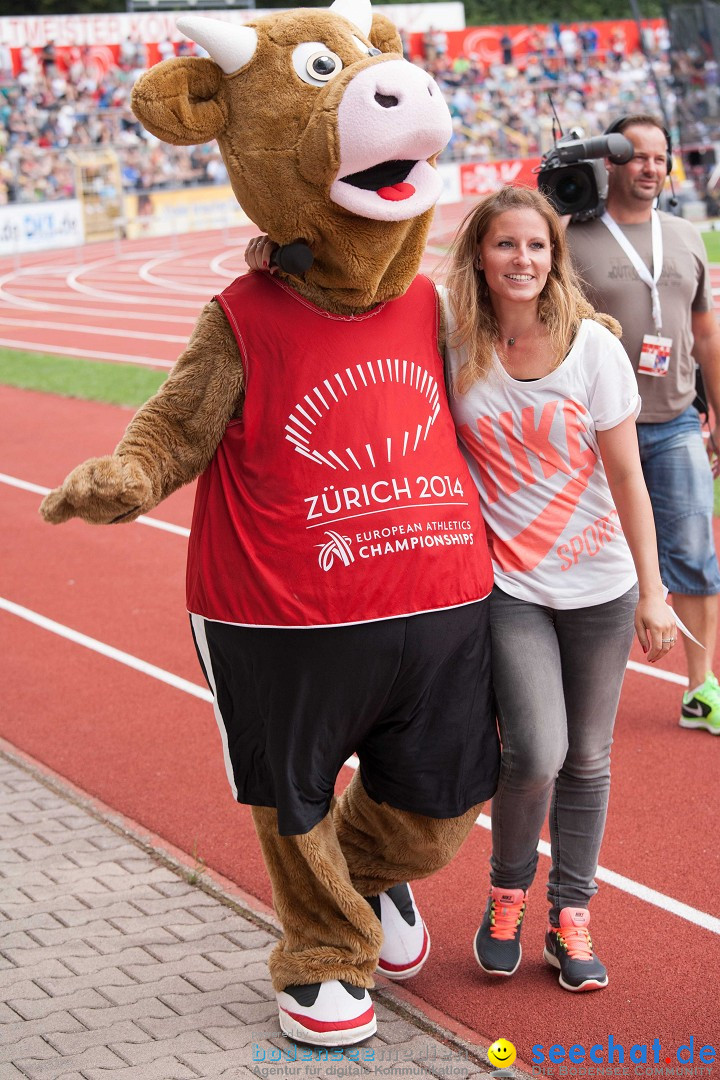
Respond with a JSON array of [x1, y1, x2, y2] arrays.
[[40, 0, 499, 1047]]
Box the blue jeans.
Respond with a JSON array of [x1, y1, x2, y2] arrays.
[[489, 584, 638, 921], [637, 406, 720, 596]]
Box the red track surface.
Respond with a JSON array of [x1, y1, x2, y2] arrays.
[[1, 225, 719, 1069]]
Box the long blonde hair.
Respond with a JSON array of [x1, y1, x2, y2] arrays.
[[444, 186, 620, 393]]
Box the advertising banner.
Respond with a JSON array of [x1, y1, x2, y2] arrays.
[[409, 17, 666, 65], [437, 161, 463, 205], [0, 200, 84, 256], [459, 158, 541, 197], [0, 4, 464, 73], [124, 185, 252, 239]]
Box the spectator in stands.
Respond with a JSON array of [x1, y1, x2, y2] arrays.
[[0, 42, 13, 81], [41, 40, 58, 77], [422, 27, 448, 65], [577, 25, 593, 57], [543, 27, 558, 60], [559, 26, 580, 68], [157, 39, 176, 63], [610, 27, 627, 63]]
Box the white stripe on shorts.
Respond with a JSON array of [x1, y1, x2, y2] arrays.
[[191, 614, 238, 799]]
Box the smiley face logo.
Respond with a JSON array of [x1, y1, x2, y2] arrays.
[[488, 1039, 517, 1070]]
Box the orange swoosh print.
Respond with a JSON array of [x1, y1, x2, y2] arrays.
[[461, 398, 598, 573]]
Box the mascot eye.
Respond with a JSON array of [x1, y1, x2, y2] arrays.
[[292, 42, 344, 86], [309, 53, 339, 78]]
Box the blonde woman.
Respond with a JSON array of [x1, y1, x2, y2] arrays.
[[444, 186, 675, 991]]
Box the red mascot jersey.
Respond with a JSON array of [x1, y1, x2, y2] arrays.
[[186, 273, 492, 627]]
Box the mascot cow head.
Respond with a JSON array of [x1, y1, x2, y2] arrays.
[[130, 0, 453, 310]]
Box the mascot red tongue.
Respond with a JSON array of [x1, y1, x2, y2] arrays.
[[39, 0, 498, 1048], [378, 182, 415, 199]]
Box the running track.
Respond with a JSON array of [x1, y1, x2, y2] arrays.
[[1, 214, 719, 1068]]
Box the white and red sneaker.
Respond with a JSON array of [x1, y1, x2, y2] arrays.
[[276, 980, 376, 1046], [368, 882, 430, 981]]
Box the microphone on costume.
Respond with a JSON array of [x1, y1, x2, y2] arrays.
[[270, 241, 314, 276]]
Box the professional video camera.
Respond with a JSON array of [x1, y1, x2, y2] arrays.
[[537, 129, 634, 221]]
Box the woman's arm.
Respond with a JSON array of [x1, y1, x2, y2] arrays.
[[245, 235, 278, 273], [597, 415, 677, 662]]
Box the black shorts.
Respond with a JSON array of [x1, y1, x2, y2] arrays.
[[191, 602, 498, 836]]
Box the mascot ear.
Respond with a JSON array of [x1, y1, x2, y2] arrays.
[[369, 13, 404, 54], [131, 57, 228, 146]]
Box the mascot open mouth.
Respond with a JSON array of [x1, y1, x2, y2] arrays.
[[330, 158, 443, 220], [340, 160, 417, 201]]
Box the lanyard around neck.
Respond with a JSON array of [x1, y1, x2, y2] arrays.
[[600, 209, 664, 333]]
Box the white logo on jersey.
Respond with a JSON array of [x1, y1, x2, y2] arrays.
[[285, 358, 440, 470], [317, 531, 354, 570]]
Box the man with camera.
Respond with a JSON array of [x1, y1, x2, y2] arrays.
[[565, 113, 720, 734]]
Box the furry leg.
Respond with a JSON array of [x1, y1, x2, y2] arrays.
[[334, 771, 482, 897], [252, 805, 383, 992]]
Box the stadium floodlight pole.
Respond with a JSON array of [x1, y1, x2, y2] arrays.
[[627, 0, 674, 134]]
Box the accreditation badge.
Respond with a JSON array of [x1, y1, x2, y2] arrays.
[[638, 334, 672, 377]]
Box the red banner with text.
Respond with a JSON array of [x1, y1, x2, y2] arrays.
[[459, 158, 542, 197], [409, 18, 666, 66]]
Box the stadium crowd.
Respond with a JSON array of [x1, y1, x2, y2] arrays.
[[0, 21, 716, 204]]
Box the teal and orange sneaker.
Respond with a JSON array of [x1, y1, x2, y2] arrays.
[[473, 886, 527, 977], [680, 673, 720, 734], [543, 908, 608, 992]]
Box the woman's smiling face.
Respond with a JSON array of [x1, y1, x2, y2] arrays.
[[477, 207, 553, 306]]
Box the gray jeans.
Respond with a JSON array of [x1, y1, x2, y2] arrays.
[[489, 583, 638, 922]]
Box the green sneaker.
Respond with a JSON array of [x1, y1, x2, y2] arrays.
[[680, 673, 720, 734]]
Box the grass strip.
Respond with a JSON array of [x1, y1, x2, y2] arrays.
[[702, 229, 720, 263], [0, 348, 167, 409]]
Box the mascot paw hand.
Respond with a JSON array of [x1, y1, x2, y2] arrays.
[[39, 457, 153, 525]]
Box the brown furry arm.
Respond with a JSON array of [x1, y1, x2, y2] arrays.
[[114, 301, 244, 500], [40, 301, 244, 525]]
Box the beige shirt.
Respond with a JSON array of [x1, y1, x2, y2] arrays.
[[567, 211, 713, 422]]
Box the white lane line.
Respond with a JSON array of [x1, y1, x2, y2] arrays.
[[0, 596, 211, 702], [0, 340, 174, 368], [0, 293, 199, 326], [209, 253, 246, 277], [0, 472, 690, 683], [1, 474, 53, 497], [0, 317, 187, 345], [627, 659, 687, 686], [133, 515, 190, 538], [0, 474, 190, 537], [0, 238, 250, 309], [138, 256, 229, 295], [0, 284, 203, 311], [65, 255, 211, 304], [1, 594, 718, 936]]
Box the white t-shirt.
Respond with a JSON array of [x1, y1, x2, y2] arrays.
[[445, 316, 640, 608]]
